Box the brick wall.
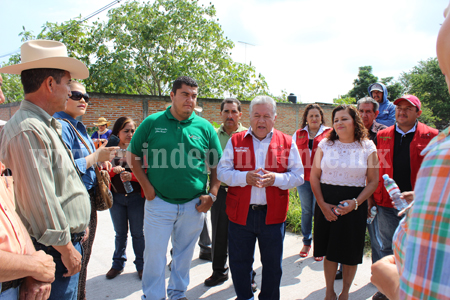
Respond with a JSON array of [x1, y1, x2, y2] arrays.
[[0, 94, 336, 135]]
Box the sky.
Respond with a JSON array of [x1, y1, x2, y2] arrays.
[[1, 0, 448, 103]]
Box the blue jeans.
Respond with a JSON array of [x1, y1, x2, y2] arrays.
[[141, 196, 205, 300], [367, 212, 383, 263], [32, 238, 83, 300], [109, 192, 145, 271], [229, 208, 285, 300], [0, 286, 19, 300], [297, 181, 315, 246], [377, 206, 403, 258]]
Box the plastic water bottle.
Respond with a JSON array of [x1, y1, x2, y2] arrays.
[[332, 202, 349, 216], [382, 174, 407, 211], [367, 206, 377, 224], [120, 171, 134, 193]]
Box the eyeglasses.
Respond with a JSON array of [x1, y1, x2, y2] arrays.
[[70, 91, 89, 103]]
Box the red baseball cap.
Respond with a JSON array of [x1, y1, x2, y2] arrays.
[[393, 95, 421, 110]]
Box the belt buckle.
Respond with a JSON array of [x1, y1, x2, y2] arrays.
[[251, 204, 257, 210]]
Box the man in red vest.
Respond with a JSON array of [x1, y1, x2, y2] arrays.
[[217, 96, 304, 300], [374, 95, 438, 266]]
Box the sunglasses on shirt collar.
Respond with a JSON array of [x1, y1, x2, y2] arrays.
[[70, 91, 90, 103]]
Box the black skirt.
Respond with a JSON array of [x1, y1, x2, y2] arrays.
[[313, 183, 367, 265]]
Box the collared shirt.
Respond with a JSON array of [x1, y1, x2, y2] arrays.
[[128, 106, 223, 204], [0, 175, 32, 255], [216, 123, 247, 187], [216, 123, 247, 150], [393, 126, 450, 299], [217, 127, 304, 205], [0, 100, 90, 246], [54, 111, 96, 190]]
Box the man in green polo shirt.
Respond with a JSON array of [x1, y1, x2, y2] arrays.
[[128, 76, 222, 300], [204, 98, 249, 288]]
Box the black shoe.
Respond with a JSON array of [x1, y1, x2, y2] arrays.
[[138, 270, 143, 280], [251, 270, 257, 292], [204, 272, 229, 286], [335, 269, 343, 280], [199, 251, 212, 261], [372, 291, 389, 300], [168, 260, 172, 271]]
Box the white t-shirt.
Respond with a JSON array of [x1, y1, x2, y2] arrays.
[[318, 138, 376, 187]]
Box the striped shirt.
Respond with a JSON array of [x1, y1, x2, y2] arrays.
[[393, 126, 450, 299], [0, 100, 90, 246]]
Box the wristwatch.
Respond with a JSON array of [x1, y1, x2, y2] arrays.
[[209, 193, 217, 202]]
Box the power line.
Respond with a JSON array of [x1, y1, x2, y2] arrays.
[[0, 0, 121, 61]]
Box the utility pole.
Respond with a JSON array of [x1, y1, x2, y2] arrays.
[[238, 41, 255, 65]]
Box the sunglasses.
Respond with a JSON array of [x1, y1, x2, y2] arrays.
[[70, 91, 90, 103]]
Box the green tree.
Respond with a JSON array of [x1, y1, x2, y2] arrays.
[[345, 66, 405, 103], [333, 97, 356, 105], [400, 58, 449, 128], [345, 66, 378, 100], [3, 0, 269, 101]]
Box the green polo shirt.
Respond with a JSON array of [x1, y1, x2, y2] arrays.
[[129, 106, 222, 204], [216, 123, 247, 150]]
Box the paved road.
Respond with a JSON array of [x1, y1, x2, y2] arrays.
[[87, 210, 377, 299]]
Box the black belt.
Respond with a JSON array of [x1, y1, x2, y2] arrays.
[[1, 278, 23, 293], [250, 204, 267, 211], [219, 186, 228, 192], [71, 232, 85, 243]]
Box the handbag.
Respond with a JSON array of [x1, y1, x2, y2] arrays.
[[60, 119, 115, 211]]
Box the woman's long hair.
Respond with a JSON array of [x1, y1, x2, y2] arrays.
[[327, 105, 367, 144], [111, 117, 135, 137], [301, 103, 326, 129]]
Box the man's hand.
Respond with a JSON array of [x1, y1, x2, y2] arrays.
[[143, 184, 156, 201], [52, 242, 81, 277], [81, 227, 89, 244], [19, 277, 51, 300], [371, 255, 400, 300], [100, 161, 112, 171], [246, 168, 263, 186], [258, 169, 276, 188], [400, 191, 415, 204], [120, 171, 132, 182], [29, 251, 55, 283], [196, 194, 213, 213]]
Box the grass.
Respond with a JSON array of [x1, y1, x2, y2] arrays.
[[286, 188, 372, 254]]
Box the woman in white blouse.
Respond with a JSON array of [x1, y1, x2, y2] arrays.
[[310, 104, 379, 300]]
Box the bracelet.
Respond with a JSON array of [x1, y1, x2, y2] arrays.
[[353, 198, 358, 210]]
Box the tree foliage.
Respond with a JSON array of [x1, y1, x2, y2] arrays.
[[345, 66, 405, 102], [399, 58, 449, 128], [3, 0, 269, 101]]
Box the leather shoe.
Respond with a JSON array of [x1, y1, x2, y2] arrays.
[[199, 251, 212, 261], [372, 291, 389, 300], [335, 269, 343, 280], [138, 270, 143, 280], [204, 272, 229, 286], [106, 268, 123, 279], [251, 270, 257, 292]]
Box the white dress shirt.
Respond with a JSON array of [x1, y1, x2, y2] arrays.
[[217, 127, 304, 205]]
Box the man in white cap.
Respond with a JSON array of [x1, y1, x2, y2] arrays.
[[368, 83, 396, 127], [0, 40, 93, 299]]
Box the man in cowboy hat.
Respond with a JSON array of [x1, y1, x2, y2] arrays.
[[91, 117, 112, 140], [0, 39, 95, 299]]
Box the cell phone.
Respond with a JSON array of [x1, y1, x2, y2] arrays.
[[106, 134, 120, 147]]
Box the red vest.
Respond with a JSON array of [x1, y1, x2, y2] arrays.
[[295, 127, 332, 181], [374, 122, 438, 207], [226, 129, 292, 225]]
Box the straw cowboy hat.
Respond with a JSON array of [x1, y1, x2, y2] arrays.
[[93, 117, 111, 126], [0, 40, 89, 79]]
